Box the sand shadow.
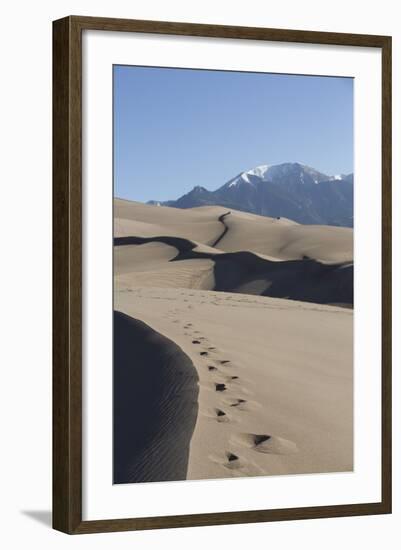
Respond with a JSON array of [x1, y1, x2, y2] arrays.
[[212, 252, 353, 305], [114, 311, 199, 484], [114, 236, 353, 305], [211, 211, 231, 247]]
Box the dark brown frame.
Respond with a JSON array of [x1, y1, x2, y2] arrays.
[[53, 15, 392, 534]]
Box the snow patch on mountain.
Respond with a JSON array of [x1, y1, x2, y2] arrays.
[[228, 173, 250, 187], [246, 164, 270, 179], [227, 165, 271, 188], [225, 162, 347, 189], [228, 174, 249, 187]]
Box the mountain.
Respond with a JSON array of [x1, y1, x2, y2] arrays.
[[149, 163, 354, 227]]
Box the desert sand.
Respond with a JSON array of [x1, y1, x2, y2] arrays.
[[113, 199, 353, 483]]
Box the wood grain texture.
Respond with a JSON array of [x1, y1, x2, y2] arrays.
[[70, 15, 389, 47], [52, 15, 392, 534], [52, 16, 82, 534], [381, 35, 392, 514]]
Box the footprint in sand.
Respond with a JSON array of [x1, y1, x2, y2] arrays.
[[225, 397, 261, 411], [219, 360, 231, 365], [209, 452, 244, 471], [233, 433, 298, 455], [215, 408, 230, 423], [200, 351, 209, 357], [228, 398, 247, 408], [192, 340, 201, 344], [208, 366, 218, 371], [225, 452, 241, 469]]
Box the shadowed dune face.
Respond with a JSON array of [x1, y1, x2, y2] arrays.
[[212, 252, 353, 305], [114, 236, 353, 306], [113, 311, 199, 484]]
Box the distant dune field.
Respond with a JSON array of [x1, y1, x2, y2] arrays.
[[113, 198, 353, 483], [115, 198, 353, 263], [114, 199, 353, 305]]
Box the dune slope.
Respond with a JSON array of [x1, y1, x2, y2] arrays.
[[115, 235, 353, 305], [115, 288, 353, 480], [113, 198, 353, 482], [114, 311, 199, 483], [115, 198, 353, 263]]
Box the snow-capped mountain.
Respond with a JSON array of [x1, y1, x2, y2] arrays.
[[150, 163, 354, 227], [224, 163, 329, 189]]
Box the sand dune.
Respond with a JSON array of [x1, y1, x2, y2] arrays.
[[114, 311, 198, 483], [115, 198, 353, 263], [114, 234, 353, 305], [114, 239, 216, 291], [114, 288, 353, 480], [113, 198, 353, 483], [115, 198, 226, 246], [219, 209, 353, 263]]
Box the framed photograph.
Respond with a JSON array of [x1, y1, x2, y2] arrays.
[[53, 16, 392, 534]]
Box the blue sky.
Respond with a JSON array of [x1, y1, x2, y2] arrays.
[[114, 65, 353, 202]]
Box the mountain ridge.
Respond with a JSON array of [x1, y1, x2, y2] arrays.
[[148, 162, 354, 227]]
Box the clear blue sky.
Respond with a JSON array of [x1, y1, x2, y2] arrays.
[[114, 65, 353, 202]]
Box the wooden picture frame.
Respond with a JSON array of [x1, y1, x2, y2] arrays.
[[53, 15, 392, 534]]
